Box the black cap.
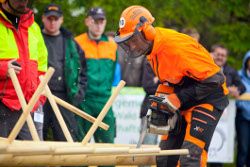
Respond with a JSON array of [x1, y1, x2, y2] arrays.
[[87, 7, 106, 20], [44, 3, 63, 17]]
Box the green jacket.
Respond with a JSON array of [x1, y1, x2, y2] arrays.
[[44, 28, 87, 105], [75, 33, 117, 101]]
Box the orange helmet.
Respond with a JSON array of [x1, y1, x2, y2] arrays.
[[0, 0, 6, 3], [115, 5, 155, 43]]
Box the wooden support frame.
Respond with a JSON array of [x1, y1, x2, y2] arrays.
[[44, 85, 73, 142], [8, 68, 40, 141], [53, 95, 109, 130], [7, 67, 55, 143], [42, 80, 111, 141], [8, 66, 110, 143], [82, 80, 126, 144], [1, 70, 191, 166]]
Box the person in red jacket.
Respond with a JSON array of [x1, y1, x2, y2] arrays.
[[0, 0, 48, 140], [115, 6, 229, 167]]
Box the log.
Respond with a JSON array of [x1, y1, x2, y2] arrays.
[[0, 138, 158, 148], [0, 149, 188, 166], [238, 93, 250, 101], [1, 145, 160, 156], [118, 149, 189, 157], [0, 139, 189, 166], [6, 145, 52, 156], [54, 147, 94, 155], [0, 154, 153, 166]]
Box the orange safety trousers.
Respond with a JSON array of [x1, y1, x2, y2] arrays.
[[157, 103, 224, 167]]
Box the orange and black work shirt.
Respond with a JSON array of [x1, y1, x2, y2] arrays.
[[148, 28, 228, 109], [148, 28, 220, 84]]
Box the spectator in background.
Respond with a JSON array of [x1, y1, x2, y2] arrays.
[[112, 60, 121, 86], [106, 31, 121, 86], [211, 44, 246, 98], [75, 8, 117, 167], [181, 27, 200, 42], [235, 50, 250, 167], [0, 0, 47, 140], [209, 44, 246, 167], [118, 49, 144, 87], [42, 3, 87, 141]]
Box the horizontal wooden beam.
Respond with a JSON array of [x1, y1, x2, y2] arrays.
[[238, 93, 250, 101], [0, 149, 188, 166], [0, 137, 189, 166]]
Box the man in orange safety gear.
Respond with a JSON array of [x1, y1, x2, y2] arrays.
[[115, 5, 229, 167]]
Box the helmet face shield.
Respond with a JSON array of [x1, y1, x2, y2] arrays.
[[117, 30, 152, 58], [115, 6, 155, 58]]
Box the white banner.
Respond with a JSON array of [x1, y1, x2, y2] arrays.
[[113, 87, 144, 144], [113, 87, 235, 163], [207, 99, 236, 163]]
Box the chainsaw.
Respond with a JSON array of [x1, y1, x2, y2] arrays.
[[136, 95, 182, 148]]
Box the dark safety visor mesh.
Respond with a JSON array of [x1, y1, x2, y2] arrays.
[[118, 31, 152, 58]]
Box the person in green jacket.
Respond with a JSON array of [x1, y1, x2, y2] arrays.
[[75, 7, 117, 154], [42, 3, 87, 141]]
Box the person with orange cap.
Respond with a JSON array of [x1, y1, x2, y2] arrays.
[[115, 6, 229, 167]]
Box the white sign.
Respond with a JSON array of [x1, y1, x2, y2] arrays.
[[207, 100, 236, 163], [113, 88, 235, 163], [113, 87, 144, 144]]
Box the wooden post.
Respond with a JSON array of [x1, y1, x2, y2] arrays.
[[128, 148, 160, 154], [7, 67, 55, 143], [118, 149, 189, 157], [6, 145, 52, 156], [53, 95, 109, 130], [82, 80, 126, 144], [0, 138, 160, 148], [238, 93, 250, 100], [44, 85, 73, 142], [54, 147, 94, 155], [0, 144, 7, 152], [8, 68, 40, 141]]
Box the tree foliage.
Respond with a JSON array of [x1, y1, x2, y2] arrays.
[[32, 0, 250, 69]]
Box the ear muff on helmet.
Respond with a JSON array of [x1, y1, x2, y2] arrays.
[[142, 23, 156, 41], [138, 16, 156, 41]]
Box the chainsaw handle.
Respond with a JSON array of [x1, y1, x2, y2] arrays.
[[148, 95, 174, 116]]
